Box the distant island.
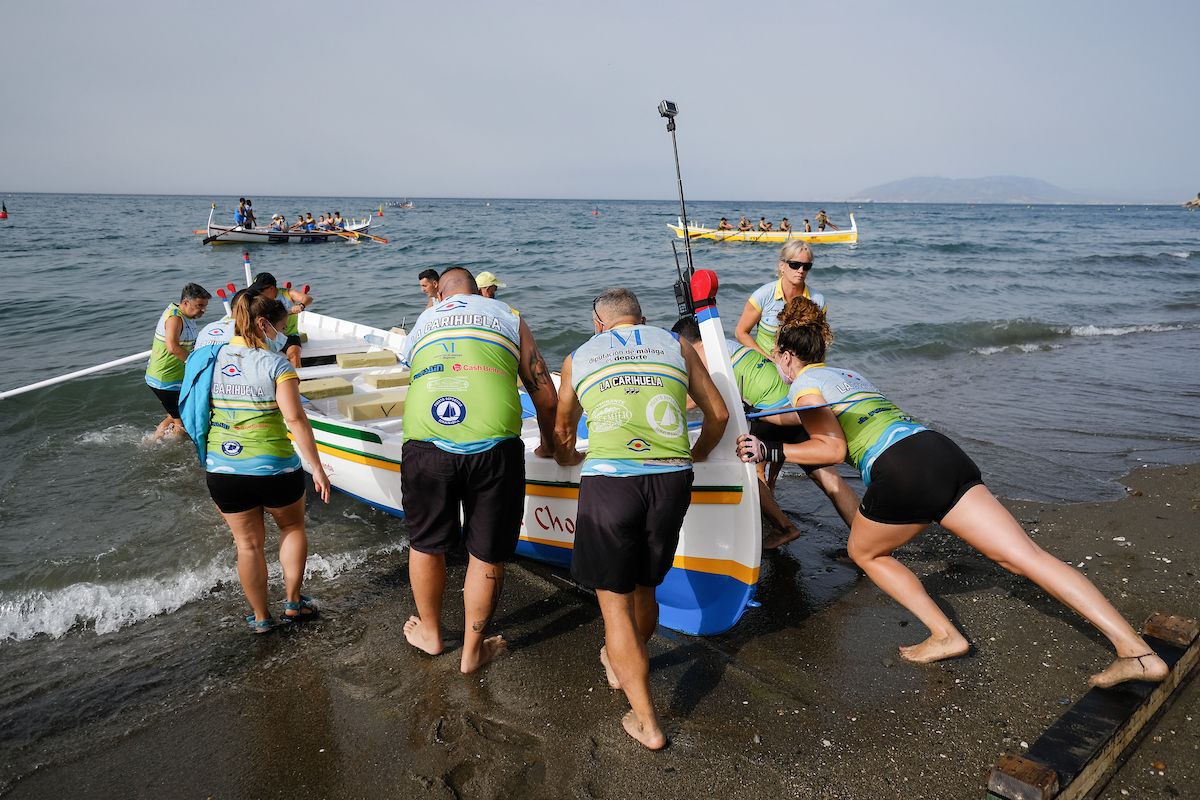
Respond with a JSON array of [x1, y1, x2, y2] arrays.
[[849, 175, 1083, 204]]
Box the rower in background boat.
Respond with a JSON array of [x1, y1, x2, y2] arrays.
[[758, 217, 773, 232], [333, 211, 346, 230], [234, 198, 247, 228], [737, 216, 753, 232], [814, 209, 839, 231], [717, 217, 733, 231], [243, 199, 256, 229], [803, 218, 812, 232], [779, 217, 792, 232]]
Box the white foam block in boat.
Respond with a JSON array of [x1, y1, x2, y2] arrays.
[[362, 368, 410, 389], [335, 350, 398, 369], [336, 387, 409, 421], [298, 377, 354, 400]]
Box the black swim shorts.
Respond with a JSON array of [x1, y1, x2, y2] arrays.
[[284, 334, 303, 352], [149, 386, 181, 418], [400, 437, 525, 564], [570, 469, 694, 594], [858, 430, 983, 525], [206, 469, 306, 514]]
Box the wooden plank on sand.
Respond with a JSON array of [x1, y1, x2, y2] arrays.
[[985, 612, 1200, 800]]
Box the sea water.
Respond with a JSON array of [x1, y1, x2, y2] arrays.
[[0, 194, 1197, 784]]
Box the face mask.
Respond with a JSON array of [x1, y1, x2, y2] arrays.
[[265, 325, 288, 353], [775, 356, 794, 385]]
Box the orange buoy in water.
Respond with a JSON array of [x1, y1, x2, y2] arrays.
[[378, 204, 383, 217], [0, 202, 8, 220]]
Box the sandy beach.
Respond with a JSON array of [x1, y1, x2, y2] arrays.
[[5, 465, 1197, 800]]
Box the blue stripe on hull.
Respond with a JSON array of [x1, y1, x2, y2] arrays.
[[333, 486, 405, 518], [515, 538, 757, 636]]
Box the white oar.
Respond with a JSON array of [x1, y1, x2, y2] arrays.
[[0, 351, 152, 401]]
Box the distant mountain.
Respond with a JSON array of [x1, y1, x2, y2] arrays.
[[849, 175, 1083, 204]]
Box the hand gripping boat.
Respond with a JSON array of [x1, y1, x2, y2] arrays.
[[292, 270, 762, 635]]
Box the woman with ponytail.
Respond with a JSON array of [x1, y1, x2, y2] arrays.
[[737, 297, 1168, 689], [206, 292, 330, 633]]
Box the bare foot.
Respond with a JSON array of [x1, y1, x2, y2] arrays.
[[898, 633, 970, 664], [460, 634, 507, 674], [621, 710, 667, 750], [763, 527, 802, 550], [1089, 652, 1169, 689], [600, 646, 621, 689], [403, 615, 443, 655]]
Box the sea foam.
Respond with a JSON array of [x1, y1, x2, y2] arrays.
[[0, 540, 409, 642]]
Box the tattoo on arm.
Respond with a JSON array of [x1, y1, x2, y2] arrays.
[[525, 348, 552, 391]]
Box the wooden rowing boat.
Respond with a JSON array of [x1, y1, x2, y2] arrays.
[[203, 206, 373, 245], [290, 271, 762, 635], [669, 213, 858, 244]]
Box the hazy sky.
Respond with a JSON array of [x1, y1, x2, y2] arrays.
[[2, 1, 1197, 201]]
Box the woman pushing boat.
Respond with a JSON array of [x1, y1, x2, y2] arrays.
[[736, 297, 1168, 688], [202, 292, 331, 633], [735, 242, 859, 533]]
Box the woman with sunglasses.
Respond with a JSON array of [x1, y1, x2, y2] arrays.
[[736, 297, 1168, 688], [735, 241, 825, 362]]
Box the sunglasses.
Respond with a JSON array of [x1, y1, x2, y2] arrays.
[[785, 260, 813, 271]]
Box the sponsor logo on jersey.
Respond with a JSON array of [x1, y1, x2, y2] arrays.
[[428, 377, 470, 392], [432, 396, 467, 426], [588, 400, 632, 434], [412, 363, 444, 380]]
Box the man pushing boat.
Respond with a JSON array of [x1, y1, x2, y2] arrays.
[[553, 288, 729, 749], [398, 267, 558, 673]]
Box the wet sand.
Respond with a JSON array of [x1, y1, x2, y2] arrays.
[[6, 465, 1198, 799]]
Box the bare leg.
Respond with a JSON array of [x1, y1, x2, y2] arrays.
[[808, 466, 859, 528], [405, 549, 446, 655], [597, 587, 666, 750], [267, 497, 310, 617], [153, 416, 173, 440], [766, 459, 783, 491], [848, 516, 971, 663], [941, 485, 1167, 686], [603, 585, 661, 689], [165, 416, 188, 439], [222, 508, 270, 622], [460, 555, 507, 673], [760, 479, 803, 549]]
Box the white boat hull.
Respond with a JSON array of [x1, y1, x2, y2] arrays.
[[293, 279, 762, 635]]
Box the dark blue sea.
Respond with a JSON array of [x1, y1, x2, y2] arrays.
[[0, 194, 1197, 786]]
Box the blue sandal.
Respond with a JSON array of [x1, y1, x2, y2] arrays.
[[245, 614, 288, 634], [283, 595, 319, 622]]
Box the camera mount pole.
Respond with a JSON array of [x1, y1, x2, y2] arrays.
[[665, 114, 695, 280]]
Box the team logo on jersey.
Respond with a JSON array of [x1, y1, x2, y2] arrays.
[[220, 440, 243, 456], [645, 394, 684, 438], [432, 396, 467, 426], [436, 300, 469, 312], [588, 400, 632, 434], [220, 364, 242, 378], [626, 438, 651, 453]]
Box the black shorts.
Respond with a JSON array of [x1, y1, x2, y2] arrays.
[[400, 438, 525, 564], [284, 334, 303, 352], [571, 470, 694, 593], [149, 386, 181, 418], [859, 430, 983, 525], [206, 470, 306, 514]]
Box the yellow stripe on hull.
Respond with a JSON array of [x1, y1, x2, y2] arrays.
[[516, 534, 759, 586], [525, 482, 741, 504]]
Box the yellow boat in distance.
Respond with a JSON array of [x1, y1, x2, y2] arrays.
[[668, 213, 858, 244]]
